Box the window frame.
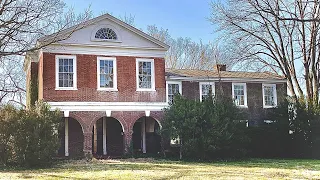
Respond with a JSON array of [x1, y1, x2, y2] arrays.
[[55, 55, 77, 90], [166, 81, 182, 104], [262, 84, 277, 108], [232, 82, 248, 108], [136, 58, 156, 91], [97, 57, 118, 91], [199, 82, 215, 102]]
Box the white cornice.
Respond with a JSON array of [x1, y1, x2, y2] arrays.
[[42, 44, 166, 58], [166, 77, 287, 83], [48, 101, 168, 111]]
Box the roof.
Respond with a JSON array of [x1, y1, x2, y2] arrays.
[[38, 13, 169, 50], [165, 69, 286, 81]]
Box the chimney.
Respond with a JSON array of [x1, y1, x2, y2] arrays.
[[214, 64, 226, 71]]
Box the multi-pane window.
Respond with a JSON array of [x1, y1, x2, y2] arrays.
[[56, 55, 76, 89], [200, 83, 214, 101], [263, 84, 277, 107], [95, 28, 117, 40], [97, 57, 117, 90], [136, 59, 154, 90], [233, 83, 247, 106], [99, 60, 114, 88], [168, 83, 180, 104]]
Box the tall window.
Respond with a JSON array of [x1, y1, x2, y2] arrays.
[[55, 55, 77, 90], [136, 59, 155, 91], [97, 57, 117, 90], [263, 84, 277, 108], [167, 82, 182, 104], [232, 83, 247, 107], [199, 82, 215, 102], [95, 28, 117, 40]]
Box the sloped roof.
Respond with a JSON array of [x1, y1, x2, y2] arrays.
[[38, 13, 169, 50], [165, 69, 286, 80]]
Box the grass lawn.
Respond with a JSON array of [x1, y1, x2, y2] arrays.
[[1, 158, 320, 179]]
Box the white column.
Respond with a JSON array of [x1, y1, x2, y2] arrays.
[[65, 118, 69, 157], [142, 118, 146, 153], [93, 123, 97, 154], [103, 117, 107, 155]]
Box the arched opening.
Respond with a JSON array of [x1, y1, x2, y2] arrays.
[[132, 116, 161, 154], [92, 117, 124, 157], [58, 117, 84, 158]]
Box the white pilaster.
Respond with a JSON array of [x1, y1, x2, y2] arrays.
[[65, 118, 69, 156], [142, 118, 146, 153], [103, 117, 107, 155]]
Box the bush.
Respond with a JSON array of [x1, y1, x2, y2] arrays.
[[162, 95, 249, 160], [247, 97, 320, 159], [0, 101, 61, 167]]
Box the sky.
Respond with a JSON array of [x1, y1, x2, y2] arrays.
[[64, 0, 216, 43]]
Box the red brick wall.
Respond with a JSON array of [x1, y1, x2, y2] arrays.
[[41, 53, 166, 102], [182, 81, 287, 125]]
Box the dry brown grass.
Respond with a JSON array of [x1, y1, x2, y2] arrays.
[[1, 158, 320, 179]]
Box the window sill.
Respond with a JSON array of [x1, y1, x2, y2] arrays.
[[55, 87, 78, 91], [236, 105, 248, 108], [263, 105, 277, 109], [136, 89, 156, 92], [97, 88, 118, 91]]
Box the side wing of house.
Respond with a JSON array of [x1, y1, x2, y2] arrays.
[[165, 67, 287, 126]]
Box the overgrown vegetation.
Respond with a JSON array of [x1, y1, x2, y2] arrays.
[[0, 101, 61, 167], [161, 94, 249, 160], [244, 98, 320, 159]]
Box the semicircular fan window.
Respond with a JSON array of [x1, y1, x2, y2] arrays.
[[95, 28, 117, 40]]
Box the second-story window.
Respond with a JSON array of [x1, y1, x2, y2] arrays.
[[97, 57, 117, 91], [263, 84, 277, 108], [55, 55, 77, 90], [136, 58, 155, 91], [232, 83, 247, 107], [199, 82, 215, 102], [167, 81, 182, 104]]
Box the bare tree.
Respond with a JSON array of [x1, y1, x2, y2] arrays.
[[146, 25, 231, 69], [210, 0, 320, 104], [0, 0, 92, 106]]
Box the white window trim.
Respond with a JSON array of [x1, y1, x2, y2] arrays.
[[136, 58, 156, 91], [166, 81, 182, 103], [262, 84, 277, 108], [55, 55, 77, 90], [232, 82, 248, 108], [97, 57, 118, 91], [199, 82, 215, 102]]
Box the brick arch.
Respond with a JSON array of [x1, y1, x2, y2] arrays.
[[89, 115, 125, 133], [131, 115, 162, 130], [69, 113, 86, 133]]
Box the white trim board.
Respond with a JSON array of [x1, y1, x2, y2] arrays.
[[43, 44, 166, 58], [166, 77, 287, 83], [48, 101, 168, 111]]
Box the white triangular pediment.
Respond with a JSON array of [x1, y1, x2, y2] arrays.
[[57, 17, 165, 50]]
